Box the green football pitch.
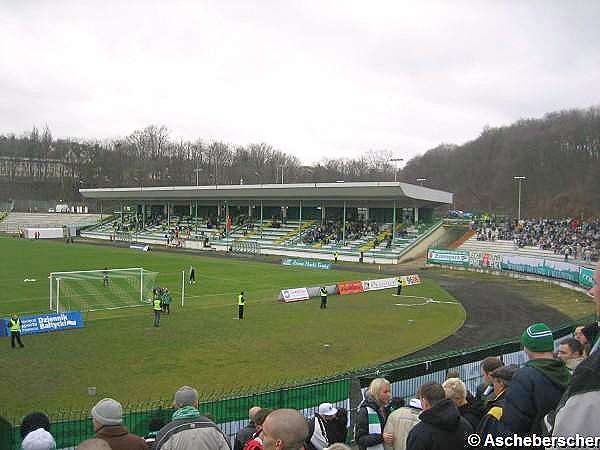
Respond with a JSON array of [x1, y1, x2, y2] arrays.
[[0, 236, 465, 415]]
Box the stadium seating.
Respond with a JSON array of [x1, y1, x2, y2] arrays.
[[0, 212, 101, 234]]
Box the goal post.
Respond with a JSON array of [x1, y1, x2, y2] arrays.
[[49, 268, 159, 313]]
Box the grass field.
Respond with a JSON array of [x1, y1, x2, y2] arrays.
[[0, 236, 465, 416]]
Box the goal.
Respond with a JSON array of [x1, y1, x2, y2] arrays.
[[49, 268, 159, 313]]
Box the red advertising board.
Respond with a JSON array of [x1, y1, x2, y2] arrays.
[[337, 281, 364, 295]]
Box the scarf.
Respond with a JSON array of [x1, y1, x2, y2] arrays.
[[172, 406, 202, 421]]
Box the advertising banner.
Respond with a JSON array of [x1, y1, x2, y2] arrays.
[[278, 287, 310, 303], [543, 260, 580, 283], [501, 255, 545, 275], [337, 281, 364, 295], [307, 285, 338, 298], [361, 277, 397, 292], [281, 258, 332, 270], [400, 274, 422, 286], [427, 248, 469, 266], [2, 311, 84, 337], [361, 275, 421, 292], [579, 267, 595, 289], [469, 251, 502, 270]]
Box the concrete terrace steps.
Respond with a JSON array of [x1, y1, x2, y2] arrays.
[[0, 212, 102, 233], [458, 236, 585, 264]]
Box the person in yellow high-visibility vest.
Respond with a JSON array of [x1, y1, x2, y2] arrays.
[[238, 291, 246, 320], [153, 296, 162, 327], [9, 313, 24, 348], [395, 277, 405, 296]]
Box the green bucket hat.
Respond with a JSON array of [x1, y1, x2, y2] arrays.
[[521, 323, 554, 352]]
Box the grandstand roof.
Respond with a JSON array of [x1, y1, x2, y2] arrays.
[[80, 182, 453, 208]]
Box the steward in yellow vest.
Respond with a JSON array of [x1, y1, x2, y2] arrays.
[[238, 292, 245, 320], [9, 314, 24, 348]]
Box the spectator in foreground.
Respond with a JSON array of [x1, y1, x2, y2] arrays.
[[243, 408, 273, 450], [234, 406, 261, 450], [355, 378, 393, 450], [91, 398, 147, 450], [476, 365, 517, 438], [557, 337, 585, 373], [260, 409, 308, 450], [474, 357, 503, 411], [500, 323, 570, 436], [21, 428, 56, 450], [305, 402, 348, 450], [77, 439, 112, 450], [155, 386, 230, 450], [20, 412, 51, 440], [383, 396, 421, 450], [546, 261, 600, 449], [442, 378, 481, 430], [144, 417, 165, 449], [406, 381, 472, 450]]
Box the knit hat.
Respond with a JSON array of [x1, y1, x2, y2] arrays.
[[21, 428, 56, 450], [174, 386, 198, 407], [91, 398, 123, 426], [521, 323, 554, 352], [20, 412, 51, 439]]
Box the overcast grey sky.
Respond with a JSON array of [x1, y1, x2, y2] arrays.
[[1, 1, 599, 164]]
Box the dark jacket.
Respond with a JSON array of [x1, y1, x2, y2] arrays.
[[305, 408, 348, 450], [406, 399, 473, 450], [501, 359, 570, 436], [96, 425, 148, 450], [234, 422, 257, 450], [458, 402, 482, 431], [355, 395, 390, 450], [477, 389, 507, 439]]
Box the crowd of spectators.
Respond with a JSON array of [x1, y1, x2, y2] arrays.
[[472, 217, 600, 261], [302, 220, 381, 245]]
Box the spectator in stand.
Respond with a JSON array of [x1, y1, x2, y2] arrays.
[[476, 365, 518, 438], [355, 378, 393, 450], [499, 323, 570, 437], [442, 378, 481, 430], [155, 386, 230, 450], [383, 396, 421, 450], [91, 398, 147, 449], [557, 337, 585, 373], [20, 412, 52, 442], [305, 403, 348, 450], [574, 325, 587, 346], [77, 439, 112, 450], [546, 261, 600, 448], [581, 322, 599, 354], [243, 408, 274, 450], [406, 381, 472, 450], [234, 406, 261, 450], [21, 427, 56, 450], [260, 409, 308, 450], [474, 357, 503, 412], [144, 417, 165, 449]]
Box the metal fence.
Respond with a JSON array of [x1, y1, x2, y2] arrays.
[[1, 315, 591, 449]]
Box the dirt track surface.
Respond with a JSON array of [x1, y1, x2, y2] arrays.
[[401, 270, 571, 360]]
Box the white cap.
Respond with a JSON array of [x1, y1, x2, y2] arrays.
[[21, 428, 56, 450], [409, 398, 422, 410], [318, 403, 338, 416]]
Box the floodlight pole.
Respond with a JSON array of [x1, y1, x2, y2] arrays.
[[390, 158, 404, 182], [513, 176, 527, 221]]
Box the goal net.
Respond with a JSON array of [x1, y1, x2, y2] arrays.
[[49, 268, 159, 313]]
